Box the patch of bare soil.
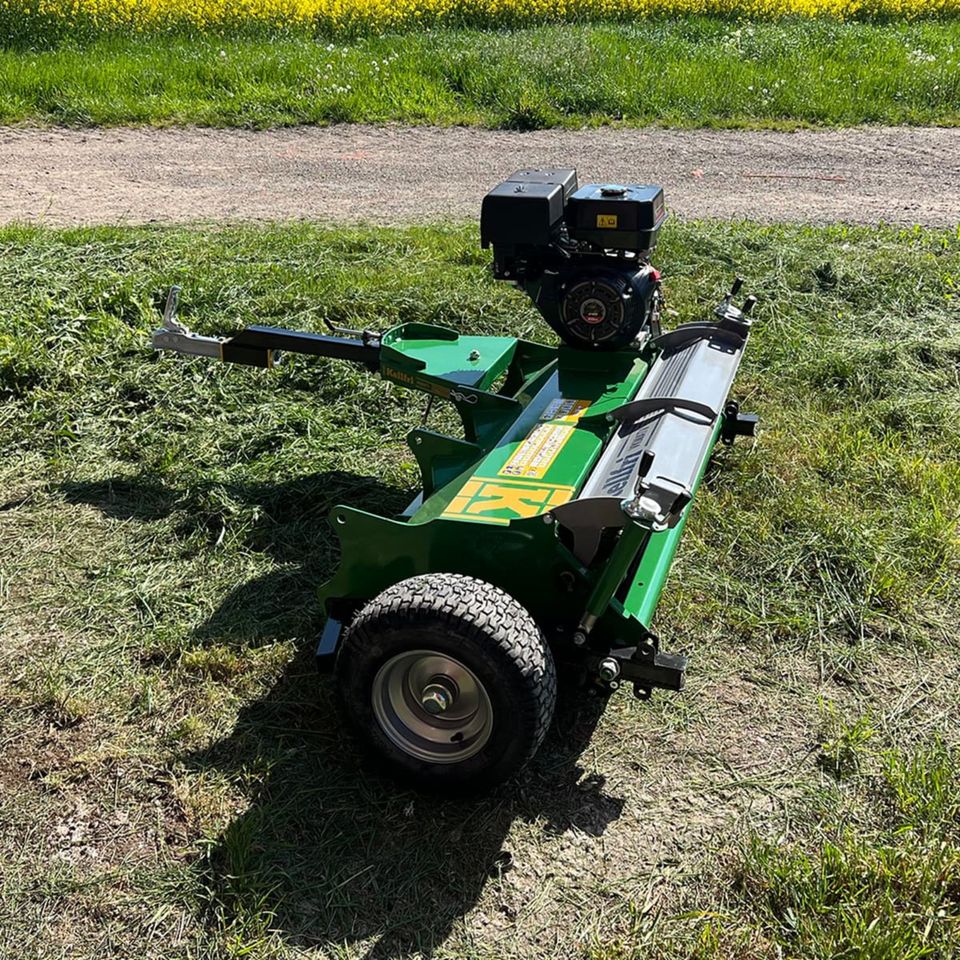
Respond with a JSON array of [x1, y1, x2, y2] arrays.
[[1, 124, 958, 227]]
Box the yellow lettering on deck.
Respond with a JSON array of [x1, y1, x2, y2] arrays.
[[441, 478, 575, 524]]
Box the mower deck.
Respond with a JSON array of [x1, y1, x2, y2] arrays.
[[316, 310, 753, 697]]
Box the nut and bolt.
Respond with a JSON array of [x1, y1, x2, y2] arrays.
[[420, 682, 455, 715], [468, 349, 481, 361], [572, 631, 588, 647], [598, 657, 621, 682]]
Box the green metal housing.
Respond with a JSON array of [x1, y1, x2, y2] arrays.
[[319, 321, 723, 663]]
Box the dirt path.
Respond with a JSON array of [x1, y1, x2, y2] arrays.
[[1, 124, 958, 227]]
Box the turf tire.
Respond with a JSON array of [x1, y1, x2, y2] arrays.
[[335, 573, 557, 793]]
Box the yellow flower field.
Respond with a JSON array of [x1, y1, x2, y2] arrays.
[[11, 0, 959, 33]]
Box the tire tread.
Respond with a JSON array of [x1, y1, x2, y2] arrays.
[[336, 573, 557, 789]]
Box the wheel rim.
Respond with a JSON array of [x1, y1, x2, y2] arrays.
[[371, 650, 493, 763]]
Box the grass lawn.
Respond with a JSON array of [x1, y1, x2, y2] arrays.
[[0, 220, 959, 958], [1, 19, 959, 128]]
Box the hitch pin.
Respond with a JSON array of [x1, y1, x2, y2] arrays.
[[324, 319, 381, 344]]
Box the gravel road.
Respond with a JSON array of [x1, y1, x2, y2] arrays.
[[1, 124, 958, 227]]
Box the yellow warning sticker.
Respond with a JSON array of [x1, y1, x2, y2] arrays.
[[499, 423, 573, 479], [493, 397, 592, 480], [441, 478, 576, 525], [597, 214, 618, 229]]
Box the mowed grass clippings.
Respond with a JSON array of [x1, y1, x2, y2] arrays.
[[0, 20, 959, 128], [0, 220, 958, 959]]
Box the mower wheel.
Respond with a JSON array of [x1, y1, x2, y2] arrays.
[[335, 573, 556, 793]]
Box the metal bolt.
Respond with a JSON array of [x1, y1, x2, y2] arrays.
[[542, 513, 554, 525], [468, 349, 481, 361], [598, 657, 620, 682], [420, 683, 453, 715], [572, 631, 588, 647]]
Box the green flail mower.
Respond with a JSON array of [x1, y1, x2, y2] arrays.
[[152, 168, 758, 792]]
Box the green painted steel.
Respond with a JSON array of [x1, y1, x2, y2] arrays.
[[584, 522, 650, 623], [318, 508, 651, 651], [318, 319, 729, 659]]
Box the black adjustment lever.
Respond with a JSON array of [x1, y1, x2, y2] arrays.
[[714, 277, 756, 333], [632, 449, 656, 496]]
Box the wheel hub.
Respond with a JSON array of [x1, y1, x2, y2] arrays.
[[371, 651, 493, 763]]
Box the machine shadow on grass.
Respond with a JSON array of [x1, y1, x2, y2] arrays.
[[63, 469, 624, 957], [61, 468, 404, 648], [190, 655, 617, 958]]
